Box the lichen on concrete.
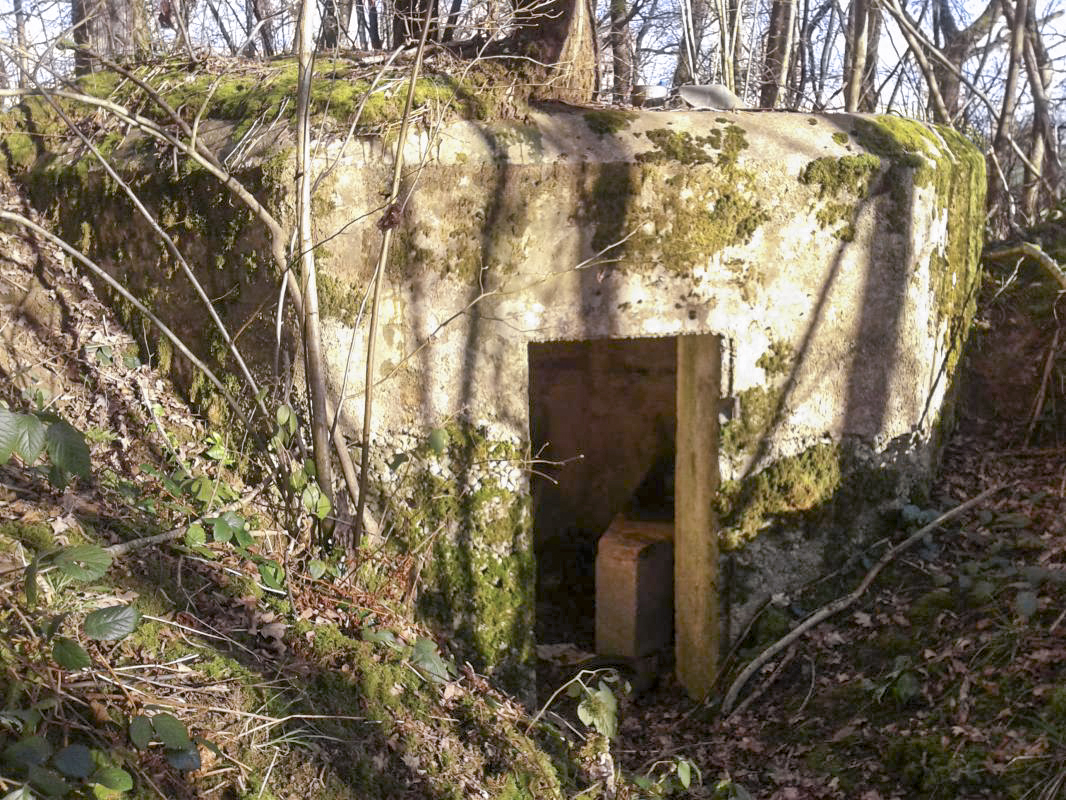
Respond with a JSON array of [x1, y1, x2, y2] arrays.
[[383, 420, 535, 695]]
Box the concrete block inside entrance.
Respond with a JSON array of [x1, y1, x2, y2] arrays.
[[530, 334, 721, 699]]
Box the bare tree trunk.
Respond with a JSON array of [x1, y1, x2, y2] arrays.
[[295, 0, 337, 542], [931, 0, 997, 117], [247, 0, 276, 56], [394, 0, 439, 44], [441, 0, 462, 42], [1022, 5, 1058, 217], [70, 0, 152, 71], [759, 0, 794, 108], [988, 0, 1028, 225], [609, 0, 634, 103], [672, 0, 707, 85], [13, 0, 28, 87], [843, 0, 871, 111], [513, 0, 598, 102]]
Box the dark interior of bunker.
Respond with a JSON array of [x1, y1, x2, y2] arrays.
[[528, 337, 678, 653]]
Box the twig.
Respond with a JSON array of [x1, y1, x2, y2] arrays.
[[1026, 327, 1060, 444], [104, 487, 263, 557], [985, 241, 1066, 290], [720, 484, 1004, 716], [728, 644, 796, 718], [353, 1, 436, 551]]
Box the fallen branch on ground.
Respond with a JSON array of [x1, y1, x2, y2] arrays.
[[720, 483, 1005, 716]]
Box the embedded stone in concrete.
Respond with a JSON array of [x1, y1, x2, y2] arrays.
[[595, 515, 674, 659]]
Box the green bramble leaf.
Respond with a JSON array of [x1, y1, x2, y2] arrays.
[[52, 637, 91, 671], [45, 420, 90, 480], [82, 605, 140, 641], [51, 545, 112, 582], [13, 413, 46, 464]]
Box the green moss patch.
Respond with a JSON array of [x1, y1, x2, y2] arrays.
[[583, 110, 637, 136]]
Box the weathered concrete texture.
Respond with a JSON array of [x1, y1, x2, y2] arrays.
[[314, 110, 983, 666], [319, 110, 983, 475]]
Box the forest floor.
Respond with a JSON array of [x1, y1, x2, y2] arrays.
[[1, 157, 1065, 800]]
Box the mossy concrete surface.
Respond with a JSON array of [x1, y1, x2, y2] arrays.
[[15, 97, 986, 677]]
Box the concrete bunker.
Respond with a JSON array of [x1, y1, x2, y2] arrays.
[[22, 98, 988, 701]]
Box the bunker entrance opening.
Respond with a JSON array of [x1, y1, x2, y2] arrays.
[[528, 337, 678, 653]]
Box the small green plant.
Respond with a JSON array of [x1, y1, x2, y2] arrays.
[[0, 404, 90, 489], [632, 757, 704, 797], [1, 542, 145, 799]]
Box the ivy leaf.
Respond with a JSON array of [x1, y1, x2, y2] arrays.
[[51, 545, 112, 582], [45, 420, 90, 481], [258, 561, 285, 590], [128, 716, 153, 750], [52, 637, 91, 671], [52, 744, 92, 778], [83, 605, 140, 641], [150, 714, 190, 750]]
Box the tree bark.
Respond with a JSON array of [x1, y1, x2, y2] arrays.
[[609, 0, 634, 103], [759, 0, 795, 108], [513, 0, 598, 102]]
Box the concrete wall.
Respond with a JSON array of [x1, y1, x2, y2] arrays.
[[310, 109, 984, 686]]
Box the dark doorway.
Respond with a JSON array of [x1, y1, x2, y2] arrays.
[[528, 337, 678, 650]]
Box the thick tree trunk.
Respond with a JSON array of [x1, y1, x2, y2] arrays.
[[71, 0, 151, 72], [759, 0, 794, 108], [513, 0, 598, 102]]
